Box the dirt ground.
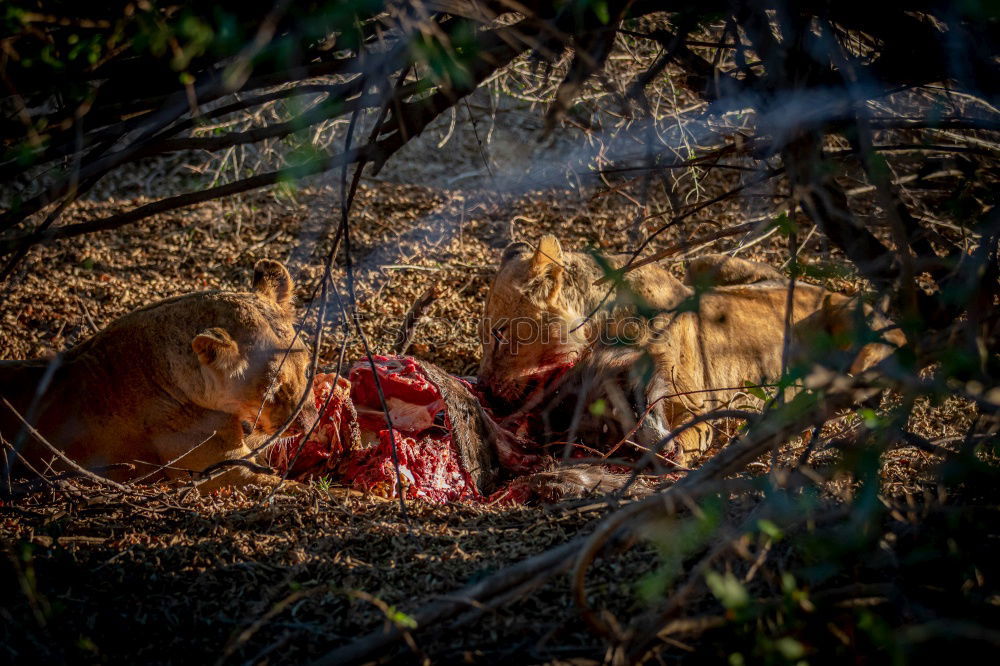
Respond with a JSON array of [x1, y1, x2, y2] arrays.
[[0, 108, 987, 664]]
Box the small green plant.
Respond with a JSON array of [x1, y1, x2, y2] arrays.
[[313, 475, 333, 493]]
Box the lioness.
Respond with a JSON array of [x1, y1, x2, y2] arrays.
[[0, 260, 316, 493], [479, 236, 895, 464]]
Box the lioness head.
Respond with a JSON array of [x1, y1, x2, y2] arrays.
[[190, 259, 316, 436], [478, 236, 589, 402]]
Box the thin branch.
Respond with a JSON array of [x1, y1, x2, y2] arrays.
[[2, 397, 128, 492], [0, 145, 377, 258]]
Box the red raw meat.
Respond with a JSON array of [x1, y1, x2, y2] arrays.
[[349, 355, 444, 433], [265, 355, 649, 504], [269, 357, 486, 502], [263, 373, 354, 478], [339, 430, 482, 503]]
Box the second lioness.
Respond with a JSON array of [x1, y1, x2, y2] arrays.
[[1, 260, 316, 493], [478, 236, 885, 464]]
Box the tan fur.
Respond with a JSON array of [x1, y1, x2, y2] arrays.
[[685, 253, 785, 286], [479, 238, 691, 400], [792, 293, 906, 375], [0, 260, 316, 493], [479, 236, 901, 464]]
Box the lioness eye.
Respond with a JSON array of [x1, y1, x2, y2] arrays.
[[492, 326, 508, 344]]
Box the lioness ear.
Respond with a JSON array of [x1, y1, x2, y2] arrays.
[[531, 235, 563, 274], [252, 259, 294, 312], [529, 235, 564, 304], [192, 327, 241, 370]]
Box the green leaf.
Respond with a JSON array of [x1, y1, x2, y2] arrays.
[[769, 212, 796, 236], [859, 407, 881, 429], [638, 498, 724, 601], [744, 381, 767, 400], [774, 636, 806, 660], [387, 606, 418, 629], [866, 151, 891, 182], [593, 0, 610, 24], [76, 636, 99, 654], [588, 398, 607, 417], [757, 519, 784, 541], [705, 571, 749, 609]]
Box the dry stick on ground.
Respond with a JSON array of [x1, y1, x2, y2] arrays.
[[197, 457, 277, 480], [74, 295, 100, 334], [393, 285, 441, 354], [1, 437, 62, 495], [130, 431, 220, 484]]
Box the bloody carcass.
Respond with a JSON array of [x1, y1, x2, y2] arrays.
[[266, 355, 654, 503]]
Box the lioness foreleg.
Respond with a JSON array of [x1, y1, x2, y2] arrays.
[[152, 427, 304, 494], [180, 434, 382, 499], [193, 460, 304, 495], [673, 420, 714, 467], [634, 403, 712, 469]]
